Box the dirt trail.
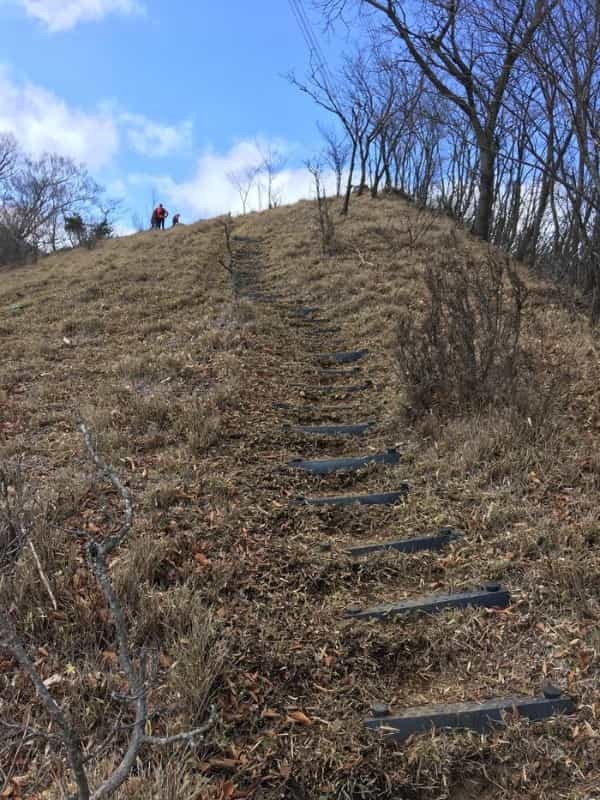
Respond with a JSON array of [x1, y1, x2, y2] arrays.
[[205, 209, 598, 800]]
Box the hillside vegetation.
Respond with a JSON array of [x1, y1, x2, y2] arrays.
[[1, 197, 599, 799]]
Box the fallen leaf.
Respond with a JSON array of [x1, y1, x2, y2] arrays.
[[43, 673, 62, 688], [287, 710, 312, 726], [102, 651, 118, 666], [209, 758, 239, 771], [87, 522, 102, 534], [159, 652, 172, 669], [221, 781, 235, 799]]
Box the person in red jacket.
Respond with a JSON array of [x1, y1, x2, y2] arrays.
[[154, 203, 169, 230]]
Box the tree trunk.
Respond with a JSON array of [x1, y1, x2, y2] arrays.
[[357, 155, 368, 194], [342, 139, 357, 216], [472, 137, 496, 240]]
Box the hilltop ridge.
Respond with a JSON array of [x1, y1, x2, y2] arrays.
[[1, 196, 599, 799]]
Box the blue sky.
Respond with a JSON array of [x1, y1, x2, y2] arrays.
[[0, 0, 348, 228]]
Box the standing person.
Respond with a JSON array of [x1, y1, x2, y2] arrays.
[[150, 208, 158, 229], [157, 204, 169, 230], [172, 213, 181, 227], [154, 203, 169, 231]]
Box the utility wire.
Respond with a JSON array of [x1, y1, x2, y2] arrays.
[[288, 0, 338, 98]]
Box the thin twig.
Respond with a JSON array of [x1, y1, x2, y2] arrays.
[[27, 539, 57, 611], [0, 620, 91, 800], [78, 423, 133, 554], [0, 720, 61, 744], [354, 247, 375, 267], [143, 704, 218, 746], [1, 426, 219, 800]]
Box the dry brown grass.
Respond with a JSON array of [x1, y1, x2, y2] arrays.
[[1, 197, 599, 799]]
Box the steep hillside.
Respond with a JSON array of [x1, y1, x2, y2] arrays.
[[1, 197, 599, 799]]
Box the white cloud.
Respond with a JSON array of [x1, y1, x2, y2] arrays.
[[120, 113, 193, 157], [0, 66, 119, 169], [0, 68, 194, 170], [129, 138, 337, 219], [20, 0, 144, 31]]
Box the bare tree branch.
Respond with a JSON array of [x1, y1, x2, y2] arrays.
[[1, 424, 219, 800]]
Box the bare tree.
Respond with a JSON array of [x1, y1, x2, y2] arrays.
[[322, 0, 555, 240], [227, 166, 259, 214], [318, 123, 350, 198], [306, 159, 336, 255], [1, 153, 104, 260], [0, 133, 19, 191], [289, 53, 374, 214], [257, 141, 286, 209]]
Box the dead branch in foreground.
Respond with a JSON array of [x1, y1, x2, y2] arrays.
[[217, 214, 240, 302], [0, 423, 217, 800]]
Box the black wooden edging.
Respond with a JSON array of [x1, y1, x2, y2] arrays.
[[289, 318, 327, 327], [365, 685, 575, 740], [319, 367, 362, 377], [272, 402, 360, 418], [293, 382, 372, 395], [348, 527, 460, 558], [296, 486, 409, 508], [289, 306, 321, 317], [345, 583, 509, 620], [243, 292, 283, 302], [288, 449, 400, 476], [286, 422, 375, 436], [316, 349, 369, 364], [306, 327, 342, 335]]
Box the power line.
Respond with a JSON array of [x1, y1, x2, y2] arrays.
[[294, 0, 330, 76], [288, 0, 338, 97]]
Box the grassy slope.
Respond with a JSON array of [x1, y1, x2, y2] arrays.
[[1, 197, 599, 799]]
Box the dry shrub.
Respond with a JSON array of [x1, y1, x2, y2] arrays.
[[373, 206, 440, 255], [124, 392, 173, 432], [0, 463, 28, 572], [62, 316, 105, 337], [111, 757, 212, 800], [398, 244, 527, 416], [186, 413, 221, 455], [117, 355, 159, 381], [168, 606, 226, 722]]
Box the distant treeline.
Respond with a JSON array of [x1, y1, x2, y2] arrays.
[[0, 133, 116, 267]]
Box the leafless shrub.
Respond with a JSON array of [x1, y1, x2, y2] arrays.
[[397, 243, 528, 416], [371, 207, 438, 256], [217, 215, 240, 303], [1, 464, 57, 610], [0, 424, 218, 800], [402, 204, 438, 253], [0, 464, 28, 572], [179, 398, 222, 455], [306, 160, 336, 256]]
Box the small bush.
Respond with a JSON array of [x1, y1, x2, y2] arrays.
[[397, 245, 527, 416]]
